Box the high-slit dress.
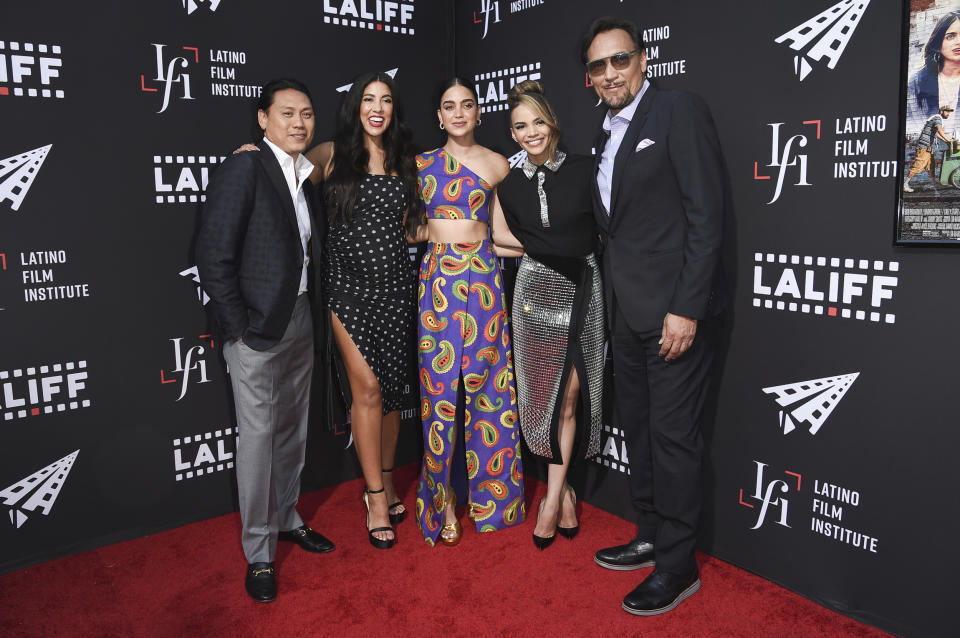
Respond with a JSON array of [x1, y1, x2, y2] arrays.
[[414, 148, 525, 545]]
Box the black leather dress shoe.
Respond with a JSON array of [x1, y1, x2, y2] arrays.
[[245, 562, 276, 603], [278, 526, 335, 553], [622, 568, 700, 616], [594, 538, 655, 570]]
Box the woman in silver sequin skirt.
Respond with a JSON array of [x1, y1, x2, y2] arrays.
[[490, 80, 605, 549]]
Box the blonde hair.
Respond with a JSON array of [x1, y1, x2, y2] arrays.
[[507, 80, 560, 160]]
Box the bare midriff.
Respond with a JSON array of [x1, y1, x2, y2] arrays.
[[426, 219, 489, 244]]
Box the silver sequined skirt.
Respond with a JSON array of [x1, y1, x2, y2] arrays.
[[512, 253, 604, 461]]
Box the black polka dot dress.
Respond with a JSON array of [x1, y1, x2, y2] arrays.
[[323, 175, 417, 414]]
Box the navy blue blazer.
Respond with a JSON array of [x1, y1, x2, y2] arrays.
[[592, 84, 726, 332], [197, 141, 327, 351]]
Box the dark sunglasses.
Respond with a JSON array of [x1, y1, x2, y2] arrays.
[[586, 50, 638, 76]]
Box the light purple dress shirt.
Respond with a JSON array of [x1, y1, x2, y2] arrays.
[[597, 79, 650, 214]]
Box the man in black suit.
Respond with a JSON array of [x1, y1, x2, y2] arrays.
[[196, 78, 334, 603], [581, 18, 725, 615]]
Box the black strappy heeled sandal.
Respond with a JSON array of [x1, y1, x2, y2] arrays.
[[381, 467, 407, 525], [362, 487, 396, 549]]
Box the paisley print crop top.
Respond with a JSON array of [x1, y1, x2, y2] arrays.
[[416, 148, 493, 222]]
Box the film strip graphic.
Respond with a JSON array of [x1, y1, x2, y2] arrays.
[[0, 450, 79, 529], [0, 145, 52, 211], [763, 373, 859, 436], [775, 0, 870, 80]]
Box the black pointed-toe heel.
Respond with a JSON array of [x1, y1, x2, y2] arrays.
[[362, 487, 396, 550], [557, 484, 580, 540], [531, 498, 558, 550], [381, 467, 407, 525]]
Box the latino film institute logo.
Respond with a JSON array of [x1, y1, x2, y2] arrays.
[[775, 0, 869, 81], [0, 449, 79, 529], [752, 252, 898, 324], [1, 144, 52, 212], [161, 335, 213, 401], [0, 361, 90, 421], [473, 1, 545, 39], [762, 372, 859, 436], [141, 43, 197, 113], [182, 0, 222, 14], [323, 0, 416, 35], [755, 119, 819, 205], [739, 461, 802, 530], [0, 40, 65, 98]]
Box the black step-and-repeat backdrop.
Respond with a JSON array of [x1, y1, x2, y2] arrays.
[[3, 1, 957, 636], [1, 0, 450, 572], [454, 1, 953, 637]]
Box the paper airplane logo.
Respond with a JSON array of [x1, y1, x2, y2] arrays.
[[775, 0, 869, 81], [0, 144, 52, 211], [182, 0, 221, 14], [179, 265, 210, 305], [0, 450, 79, 529], [336, 68, 398, 93], [762, 373, 859, 435], [507, 150, 527, 169]]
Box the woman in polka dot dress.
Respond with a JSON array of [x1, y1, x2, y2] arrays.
[[306, 72, 419, 549]]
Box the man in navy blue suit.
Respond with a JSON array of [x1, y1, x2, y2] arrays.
[[581, 18, 726, 616], [196, 78, 333, 603]]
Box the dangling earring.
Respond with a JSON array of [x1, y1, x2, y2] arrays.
[[439, 122, 445, 130]]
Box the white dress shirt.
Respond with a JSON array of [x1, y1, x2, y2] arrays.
[[597, 79, 650, 214], [262, 136, 315, 294]]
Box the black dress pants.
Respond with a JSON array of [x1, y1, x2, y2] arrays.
[[611, 300, 716, 575]]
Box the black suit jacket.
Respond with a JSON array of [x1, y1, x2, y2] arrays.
[[196, 141, 327, 351], [593, 84, 725, 333]]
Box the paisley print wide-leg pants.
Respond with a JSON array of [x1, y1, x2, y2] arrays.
[[415, 241, 525, 545]]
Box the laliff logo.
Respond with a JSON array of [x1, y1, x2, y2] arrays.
[[591, 423, 631, 475], [475, 62, 541, 113], [173, 428, 235, 481], [1, 145, 52, 212], [336, 67, 397, 93], [140, 44, 197, 113], [182, 0, 222, 14], [1, 361, 90, 421], [775, 0, 869, 81], [739, 460, 801, 530], [753, 252, 898, 324], [323, 0, 416, 35], [0, 40, 64, 98], [154, 154, 223, 204], [0, 450, 78, 529], [754, 120, 819, 204], [474, 0, 501, 39], [762, 372, 859, 436], [161, 335, 213, 401], [179, 266, 210, 305]]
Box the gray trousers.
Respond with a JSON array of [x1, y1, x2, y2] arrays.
[[222, 295, 313, 564]]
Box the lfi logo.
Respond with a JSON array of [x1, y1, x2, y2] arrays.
[[141, 44, 198, 114], [775, 0, 870, 81], [0, 449, 79, 529], [161, 335, 213, 401], [474, 1, 501, 39], [762, 373, 859, 436], [754, 120, 820, 204], [739, 461, 802, 530]]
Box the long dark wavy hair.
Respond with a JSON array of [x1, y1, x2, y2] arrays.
[[325, 72, 418, 226]]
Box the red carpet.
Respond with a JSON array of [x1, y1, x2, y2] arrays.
[[0, 463, 891, 638]]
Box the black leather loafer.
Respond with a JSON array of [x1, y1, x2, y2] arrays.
[[278, 525, 335, 553], [622, 568, 700, 616], [594, 538, 655, 570], [245, 562, 276, 603]]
